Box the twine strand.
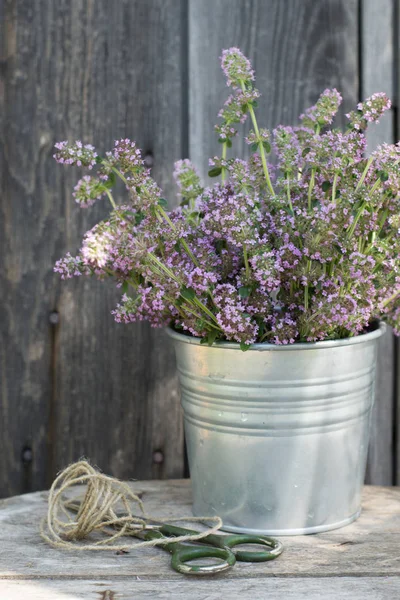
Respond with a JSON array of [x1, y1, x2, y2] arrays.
[[41, 460, 222, 552]]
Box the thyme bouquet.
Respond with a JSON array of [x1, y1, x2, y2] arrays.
[[55, 48, 400, 348]]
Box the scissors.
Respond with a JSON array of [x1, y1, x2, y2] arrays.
[[67, 500, 283, 575], [133, 520, 283, 575]]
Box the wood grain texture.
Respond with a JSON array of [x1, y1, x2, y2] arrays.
[[51, 0, 185, 483], [0, 0, 185, 498], [366, 326, 395, 485], [1, 577, 400, 600], [0, 481, 399, 600], [362, 0, 395, 150], [189, 0, 358, 179], [0, 0, 56, 496], [362, 0, 396, 486]]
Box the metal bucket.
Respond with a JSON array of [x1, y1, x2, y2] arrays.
[[167, 323, 385, 535]]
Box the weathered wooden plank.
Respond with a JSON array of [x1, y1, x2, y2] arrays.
[[1, 577, 400, 600], [362, 0, 394, 151], [366, 327, 395, 485], [0, 0, 56, 496], [189, 0, 358, 179], [0, 0, 186, 498], [362, 0, 395, 485], [52, 0, 186, 483], [0, 482, 400, 582]]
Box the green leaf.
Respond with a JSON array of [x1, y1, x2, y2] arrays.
[[122, 281, 129, 294], [302, 147, 311, 157], [226, 139, 232, 148], [240, 342, 251, 352], [180, 287, 196, 301], [255, 317, 265, 338], [158, 197, 168, 209], [262, 141, 271, 153], [135, 212, 145, 225], [321, 181, 331, 192], [136, 186, 141, 194], [250, 143, 258, 153], [282, 205, 295, 216], [104, 172, 116, 188], [200, 337, 209, 345], [95, 156, 103, 164], [215, 239, 227, 254], [207, 330, 218, 346], [379, 171, 389, 182], [208, 167, 222, 177], [242, 312, 251, 319], [251, 100, 258, 108], [239, 286, 251, 299]]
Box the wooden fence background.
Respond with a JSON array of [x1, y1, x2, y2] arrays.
[[0, 0, 399, 498]]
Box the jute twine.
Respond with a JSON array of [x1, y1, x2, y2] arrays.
[[41, 460, 223, 552]]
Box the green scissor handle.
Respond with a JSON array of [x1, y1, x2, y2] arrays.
[[143, 527, 236, 575], [211, 533, 283, 562], [156, 524, 283, 572]]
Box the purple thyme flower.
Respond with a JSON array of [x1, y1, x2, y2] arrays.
[[173, 159, 203, 205], [53, 141, 98, 169], [246, 128, 270, 146], [346, 92, 391, 131], [220, 48, 255, 88], [54, 253, 91, 279], [213, 283, 258, 344], [73, 175, 105, 208], [300, 89, 342, 129]]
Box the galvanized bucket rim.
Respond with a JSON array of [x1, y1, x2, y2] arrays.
[[166, 321, 386, 351]]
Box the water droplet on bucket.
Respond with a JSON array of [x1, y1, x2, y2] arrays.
[[240, 412, 248, 422], [218, 412, 222, 417], [200, 439, 204, 446]]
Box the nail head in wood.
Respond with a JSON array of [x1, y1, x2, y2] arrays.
[[49, 311, 59, 325], [152, 450, 164, 464], [144, 153, 154, 168], [21, 446, 33, 465]]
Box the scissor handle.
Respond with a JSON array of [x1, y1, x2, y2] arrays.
[[222, 534, 283, 562], [158, 524, 283, 564], [170, 545, 236, 575]]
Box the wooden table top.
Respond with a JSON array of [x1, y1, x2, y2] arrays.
[[0, 480, 399, 599]]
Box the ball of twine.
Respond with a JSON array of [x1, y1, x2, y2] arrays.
[[41, 460, 222, 552]]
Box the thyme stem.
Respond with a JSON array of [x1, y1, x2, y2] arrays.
[[240, 81, 274, 196], [104, 189, 117, 210]]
